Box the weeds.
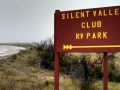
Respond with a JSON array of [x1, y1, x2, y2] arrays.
[[31, 68, 38, 73], [0, 43, 120, 90]]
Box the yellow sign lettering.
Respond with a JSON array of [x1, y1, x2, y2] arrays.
[[92, 21, 96, 28], [81, 21, 101, 28], [115, 8, 119, 15], [109, 9, 113, 15], [76, 33, 79, 39], [92, 33, 96, 39], [97, 21, 101, 27], [98, 10, 102, 16], [103, 32, 107, 38], [86, 22, 90, 28], [76, 12, 79, 18], [62, 7, 120, 20], [75, 32, 108, 40], [81, 12, 84, 18], [71, 13, 74, 19], [97, 32, 102, 38], [86, 33, 90, 39], [62, 13, 65, 19], [86, 11, 90, 17], [76, 33, 84, 39], [81, 22, 85, 28], [79, 33, 84, 39], [67, 13, 69, 19], [93, 10, 97, 17], [103, 10, 107, 16]]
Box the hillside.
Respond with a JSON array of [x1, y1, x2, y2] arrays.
[[0, 44, 120, 90]]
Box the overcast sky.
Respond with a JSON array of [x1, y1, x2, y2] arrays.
[[0, 0, 120, 43]]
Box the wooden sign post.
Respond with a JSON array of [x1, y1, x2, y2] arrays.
[[103, 52, 108, 90], [54, 6, 120, 90], [54, 52, 59, 90]]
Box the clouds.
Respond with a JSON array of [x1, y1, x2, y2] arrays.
[[0, 0, 120, 43]]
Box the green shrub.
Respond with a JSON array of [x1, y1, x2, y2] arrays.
[[15, 77, 33, 83], [0, 87, 6, 90], [81, 83, 99, 90], [4, 69, 16, 76], [12, 54, 17, 60], [108, 62, 120, 82], [60, 58, 71, 74], [40, 50, 54, 69], [37, 81, 44, 89], [27, 58, 36, 66], [31, 68, 38, 73], [0, 66, 5, 71], [93, 66, 103, 79]]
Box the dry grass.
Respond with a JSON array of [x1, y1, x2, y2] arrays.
[[0, 50, 120, 90], [0, 50, 78, 90], [0, 50, 53, 90], [94, 80, 120, 90]]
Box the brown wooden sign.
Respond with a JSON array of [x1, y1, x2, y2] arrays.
[[54, 6, 120, 52]]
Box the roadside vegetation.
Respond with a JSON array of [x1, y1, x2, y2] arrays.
[[0, 37, 120, 90]]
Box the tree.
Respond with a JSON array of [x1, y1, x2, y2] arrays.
[[70, 53, 96, 89]]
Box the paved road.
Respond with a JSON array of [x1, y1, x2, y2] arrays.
[[0, 45, 26, 59]]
